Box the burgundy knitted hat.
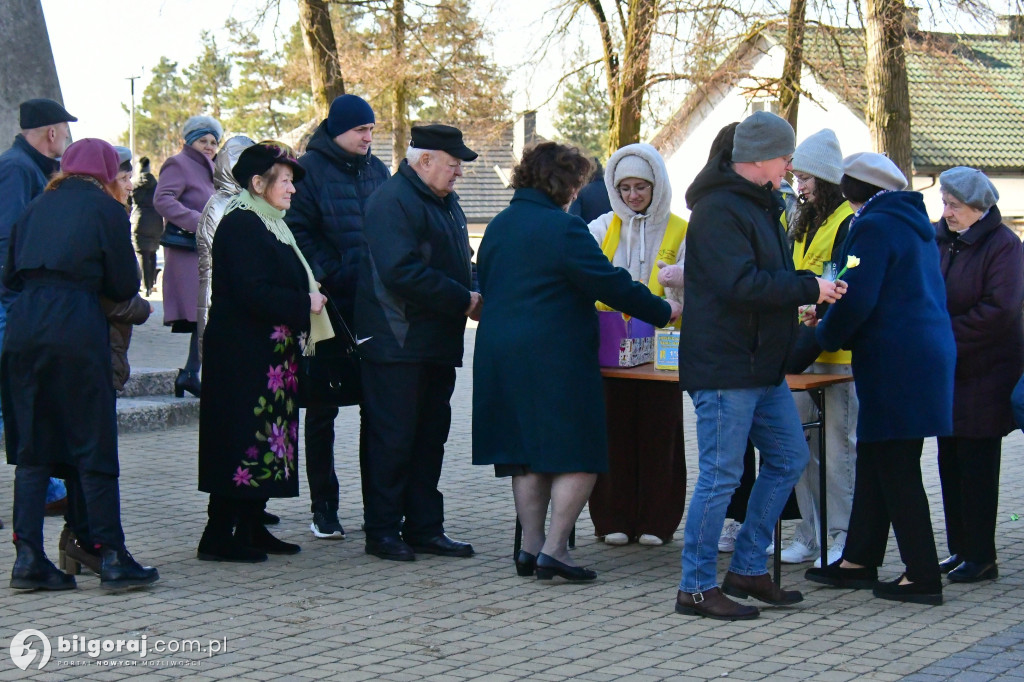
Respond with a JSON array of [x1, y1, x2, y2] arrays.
[[61, 138, 120, 184]]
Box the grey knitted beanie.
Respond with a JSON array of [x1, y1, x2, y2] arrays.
[[732, 111, 795, 163]]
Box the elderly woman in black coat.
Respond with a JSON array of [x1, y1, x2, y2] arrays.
[[3, 138, 158, 592], [472, 142, 681, 581], [197, 143, 329, 563], [934, 167, 1024, 583]]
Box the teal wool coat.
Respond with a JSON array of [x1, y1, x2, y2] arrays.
[[472, 188, 672, 473]]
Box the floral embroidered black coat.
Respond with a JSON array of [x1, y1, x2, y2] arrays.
[[199, 207, 310, 499]]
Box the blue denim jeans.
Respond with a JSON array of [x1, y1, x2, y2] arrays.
[[679, 382, 810, 593]]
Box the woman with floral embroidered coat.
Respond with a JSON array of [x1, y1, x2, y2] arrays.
[[197, 144, 329, 563]]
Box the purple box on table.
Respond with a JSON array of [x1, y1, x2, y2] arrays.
[[598, 311, 655, 368]]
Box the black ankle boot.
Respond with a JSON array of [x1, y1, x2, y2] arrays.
[[197, 525, 268, 563], [237, 521, 301, 555], [174, 369, 201, 398], [99, 547, 159, 591], [10, 540, 76, 591]]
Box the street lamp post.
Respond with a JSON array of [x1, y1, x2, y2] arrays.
[[127, 75, 139, 168]]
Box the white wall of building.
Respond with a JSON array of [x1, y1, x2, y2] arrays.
[[659, 42, 1024, 227]]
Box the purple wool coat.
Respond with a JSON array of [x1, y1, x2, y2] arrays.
[[937, 205, 1024, 438], [154, 144, 215, 325]]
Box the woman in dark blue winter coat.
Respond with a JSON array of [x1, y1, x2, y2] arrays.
[[934, 167, 1024, 584], [805, 152, 955, 605], [472, 142, 680, 582], [3, 139, 158, 592]]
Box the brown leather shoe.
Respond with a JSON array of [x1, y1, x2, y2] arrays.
[[675, 588, 759, 620], [722, 571, 804, 605]]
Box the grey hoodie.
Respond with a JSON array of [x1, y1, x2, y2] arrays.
[[196, 135, 255, 357]]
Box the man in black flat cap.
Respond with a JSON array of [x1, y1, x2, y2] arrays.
[[355, 124, 480, 561], [0, 98, 77, 527]]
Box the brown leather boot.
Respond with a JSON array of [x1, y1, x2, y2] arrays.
[[722, 571, 804, 605], [675, 588, 759, 620]]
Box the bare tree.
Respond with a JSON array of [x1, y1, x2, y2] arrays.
[[298, 0, 346, 116], [777, 0, 806, 130], [864, 0, 912, 182]]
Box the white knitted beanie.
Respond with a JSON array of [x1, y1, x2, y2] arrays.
[[612, 155, 655, 187], [793, 129, 843, 185]]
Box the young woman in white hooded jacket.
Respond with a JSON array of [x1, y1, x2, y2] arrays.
[[588, 143, 685, 307], [586, 142, 688, 547]]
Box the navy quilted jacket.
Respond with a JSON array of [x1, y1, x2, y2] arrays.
[[285, 121, 390, 322]]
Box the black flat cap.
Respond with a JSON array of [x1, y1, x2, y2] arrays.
[[20, 98, 77, 129], [232, 143, 306, 190], [410, 124, 478, 161]]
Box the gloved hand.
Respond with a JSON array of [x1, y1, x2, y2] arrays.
[[656, 260, 684, 288]]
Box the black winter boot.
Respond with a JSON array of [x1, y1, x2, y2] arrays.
[[99, 547, 159, 591], [197, 495, 267, 563], [10, 540, 76, 591]]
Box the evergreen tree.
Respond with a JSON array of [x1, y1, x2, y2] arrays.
[[133, 57, 191, 164], [555, 62, 610, 161]]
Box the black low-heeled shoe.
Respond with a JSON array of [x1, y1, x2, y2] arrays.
[[174, 369, 201, 398], [948, 561, 998, 583], [938, 554, 962, 574], [535, 552, 596, 582], [515, 550, 537, 577]]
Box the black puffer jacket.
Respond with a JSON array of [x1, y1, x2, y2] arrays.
[[678, 153, 820, 391], [355, 160, 473, 366], [286, 121, 390, 322]]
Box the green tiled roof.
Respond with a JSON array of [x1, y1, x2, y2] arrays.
[[771, 26, 1024, 172]]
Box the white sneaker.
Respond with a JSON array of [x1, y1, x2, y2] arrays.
[[780, 540, 818, 564], [813, 542, 845, 568], [718, 520, 741, 553], [638, 534, 663, 546], [603, 532, 629, 546]]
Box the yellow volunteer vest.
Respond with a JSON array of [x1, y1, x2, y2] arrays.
[[596, 213, 687, 328], [793, 201, 854, 365]]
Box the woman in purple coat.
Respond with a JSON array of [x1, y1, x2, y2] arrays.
[[935, 167, 1024, 583], [154, 115, 221, 398]]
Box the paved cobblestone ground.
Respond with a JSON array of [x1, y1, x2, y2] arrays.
[[1, 318, 1023, 680]]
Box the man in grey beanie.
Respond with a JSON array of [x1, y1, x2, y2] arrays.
[[673, 111, 845, 620]]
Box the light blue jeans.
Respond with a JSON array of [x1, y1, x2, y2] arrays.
[[679, 382, 810, 593]]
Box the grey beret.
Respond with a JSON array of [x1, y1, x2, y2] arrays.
[[113, 146, 132, 165], [939, 166, 999, 210], [841, 152, 907, 191], [732, 111, 795, 163], [792, 129, 843, 185]]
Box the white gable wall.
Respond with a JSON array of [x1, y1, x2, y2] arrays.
[[659, 41, 1024, 227]]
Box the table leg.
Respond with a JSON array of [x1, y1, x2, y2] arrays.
[[817, 387, 828, 569], [774, 518, 782, 586]]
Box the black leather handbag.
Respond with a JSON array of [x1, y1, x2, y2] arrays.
[[159, 223, 197, 251], [297, 296, 362, 408]]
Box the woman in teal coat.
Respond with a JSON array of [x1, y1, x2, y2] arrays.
[[472, 142, 681, 581]]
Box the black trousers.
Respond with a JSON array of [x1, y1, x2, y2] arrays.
[[844, 439, 940, 585], [64, 471, 91, 544], [304, 403, 341, 512], [359, 360, 455, 541], [138, 250, 157, 292], [937, 435, 1001, 563], [14, 464, 123, 551]]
